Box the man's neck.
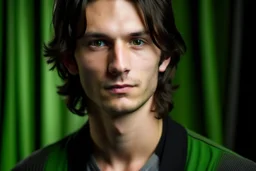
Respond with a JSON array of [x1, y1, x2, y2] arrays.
[[88, 106, 163, 170]]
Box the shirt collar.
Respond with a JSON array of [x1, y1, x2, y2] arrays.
[[155, 116, 188, 171], [67, 116, 188, 171]]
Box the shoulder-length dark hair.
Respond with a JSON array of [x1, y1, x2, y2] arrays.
[[44, 0, 186, 118]]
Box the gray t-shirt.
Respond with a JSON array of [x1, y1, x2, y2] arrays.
[[86, 153, 159, 171]]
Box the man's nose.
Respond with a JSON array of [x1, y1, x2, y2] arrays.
[[108, 41, 130, 76]]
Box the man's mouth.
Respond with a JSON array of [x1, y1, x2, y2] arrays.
[[105, 84, 134, 94]]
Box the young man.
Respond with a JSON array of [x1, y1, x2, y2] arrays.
[[13, 0, 256, 170]]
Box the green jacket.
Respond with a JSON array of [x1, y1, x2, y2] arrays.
[[12, 116, 256, 171]]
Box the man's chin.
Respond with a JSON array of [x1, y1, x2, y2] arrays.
[[103, 105, 139, 118]]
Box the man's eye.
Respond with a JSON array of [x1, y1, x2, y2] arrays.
[[89, 40, 107, 47], [130, 39, 145, 46]]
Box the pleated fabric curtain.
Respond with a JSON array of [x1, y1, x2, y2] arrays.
[[171, 0, 230, 143], [231, 0, 256, 162], [0, 0, 87, 170]]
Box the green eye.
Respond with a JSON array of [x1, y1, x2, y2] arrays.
[[131, 39, 145, 46], [90, 40, 106, 47]]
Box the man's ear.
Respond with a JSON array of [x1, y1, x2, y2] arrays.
[[62, 52, 78, 75], [159, 57, 171, 72]]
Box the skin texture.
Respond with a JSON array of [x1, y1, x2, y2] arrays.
[[66, 0, 171, 170]]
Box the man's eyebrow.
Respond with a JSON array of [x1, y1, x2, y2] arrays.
[[82, 31, 149, 39], [129, 31, 149, 37], [83, 32, 109, 39]]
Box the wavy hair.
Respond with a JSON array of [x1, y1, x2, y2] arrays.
[[44, 0, 186, 118]]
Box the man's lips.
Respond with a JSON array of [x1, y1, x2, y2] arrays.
[[107, 84, 134, 89], [105, 84, 135, 93]]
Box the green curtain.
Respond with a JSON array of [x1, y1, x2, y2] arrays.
[[0, 0, 230, 170], [171, 0, 230, 143]]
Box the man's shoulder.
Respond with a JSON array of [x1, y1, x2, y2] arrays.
[[185, 129, 256, 170], [11, 134, 74, 171]]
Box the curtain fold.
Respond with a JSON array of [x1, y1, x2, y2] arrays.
[[0, 0, 5, 146], [2, 0, 18, 169], [233, 0, 256, 162], [1, 0, 254, 170], [198, 0, 223, 144], [224, 0, 243, 149], [171, 0, 202, 134]]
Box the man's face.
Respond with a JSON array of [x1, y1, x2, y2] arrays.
[[73, 0, 170, 117]]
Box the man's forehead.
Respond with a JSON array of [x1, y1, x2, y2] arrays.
[[83, 0, 146, 37]]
